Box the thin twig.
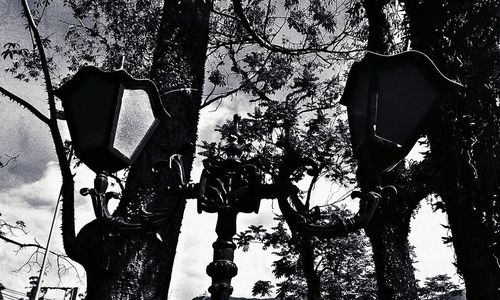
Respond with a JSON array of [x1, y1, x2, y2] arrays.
[[0, 235, 66, 258], [0, 154, 19, 168], [59, 18, 110, 51], [108, 173, 125, 192]]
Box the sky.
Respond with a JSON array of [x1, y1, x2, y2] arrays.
[[0, 1, 462, 299]]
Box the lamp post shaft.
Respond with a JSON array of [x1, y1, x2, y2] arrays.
[[207, 208, 238, 300]]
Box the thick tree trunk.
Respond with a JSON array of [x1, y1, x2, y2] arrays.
[[367, 225, 418, 300], [425, 118, 500, 299], [365, 162, 432, 300], [69, 0, 212, 298], [363, 0, 394, 54], [426, 116, 500, 299], [403, 0, 500, 298]]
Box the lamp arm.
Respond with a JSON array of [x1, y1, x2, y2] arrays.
[[276, 188, 360, 238], [275, 178, 395, 239], [80, 173, 175, 230], [296, 190, 386, 239], [301, 220, 359, 239], [80, 154, 201, 231]]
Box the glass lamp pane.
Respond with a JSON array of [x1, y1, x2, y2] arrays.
[[113, 88, 156, 159], [375, 64, 438, 147]]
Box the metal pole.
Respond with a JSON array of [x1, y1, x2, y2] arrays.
[[207, 208, 238, 300], [34, 149, 73, 300], [32, 187, 63, 300]]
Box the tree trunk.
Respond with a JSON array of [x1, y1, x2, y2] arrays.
[[367, 225, 418, 300], [365, 193, 419, 300], [426, 114, 500, 299], [362, 1, 421, 299], [68, 0, 212, 298], [402, 0, 500, 298], [365, 162, 432, 300], [363, 0, 394, 54], [299, 235, 322, 300]]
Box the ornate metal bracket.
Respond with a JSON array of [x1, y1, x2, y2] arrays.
[[286, 187, 396, 239], [80, 172, 170, 230], [78, 112, 395, 299], [274, 157, 397, 239], [195, 115, 265, 300]]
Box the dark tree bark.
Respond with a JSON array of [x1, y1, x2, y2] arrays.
[[402, 0, 500, 298], [366, 161, 434, 300], [63, 0, 212, 298], [361, 1, 421, 299], [363, 0, 395, 54], [299, 235, 322, 300]]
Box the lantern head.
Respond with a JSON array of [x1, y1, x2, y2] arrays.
[[340, 50, 461, 176], [55, 66, 168, 173]]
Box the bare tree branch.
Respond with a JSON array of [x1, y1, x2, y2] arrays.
[[0, 86, 49, 124], [201, 87, 240, 109], [0, 234, 67, 258], [20, 0, 56, 123], [0, 218, 82, 282]]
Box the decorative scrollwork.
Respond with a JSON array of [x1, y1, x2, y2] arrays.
[[197, 158, 263, 214], [80, 173, 170, 230], [275, 155, 397, 238]]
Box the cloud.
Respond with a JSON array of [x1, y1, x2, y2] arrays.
[[0, 104, 56, 189], [0, 162, 62, 209], [0, 1, 74, 190]]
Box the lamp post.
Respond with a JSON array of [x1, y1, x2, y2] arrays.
[[55, 50, 460, 299], [190, 50, 461, 298], [55, 65, 264, 298], [54, 66, 170, 228]]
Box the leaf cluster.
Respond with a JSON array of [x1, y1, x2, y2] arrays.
[[62, 0, 163, 77], [203, 0, 368, 108]]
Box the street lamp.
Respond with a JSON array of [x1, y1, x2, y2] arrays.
[[55, 66, 168, 173], [54, 66, 169, 227], [277, 50, 461, 240], [340, 50, 461, 189]]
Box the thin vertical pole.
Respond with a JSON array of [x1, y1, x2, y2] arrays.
[[34, 149, 73, 300], [207, 208, 238, 300], [33, 188, 63, 300]]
